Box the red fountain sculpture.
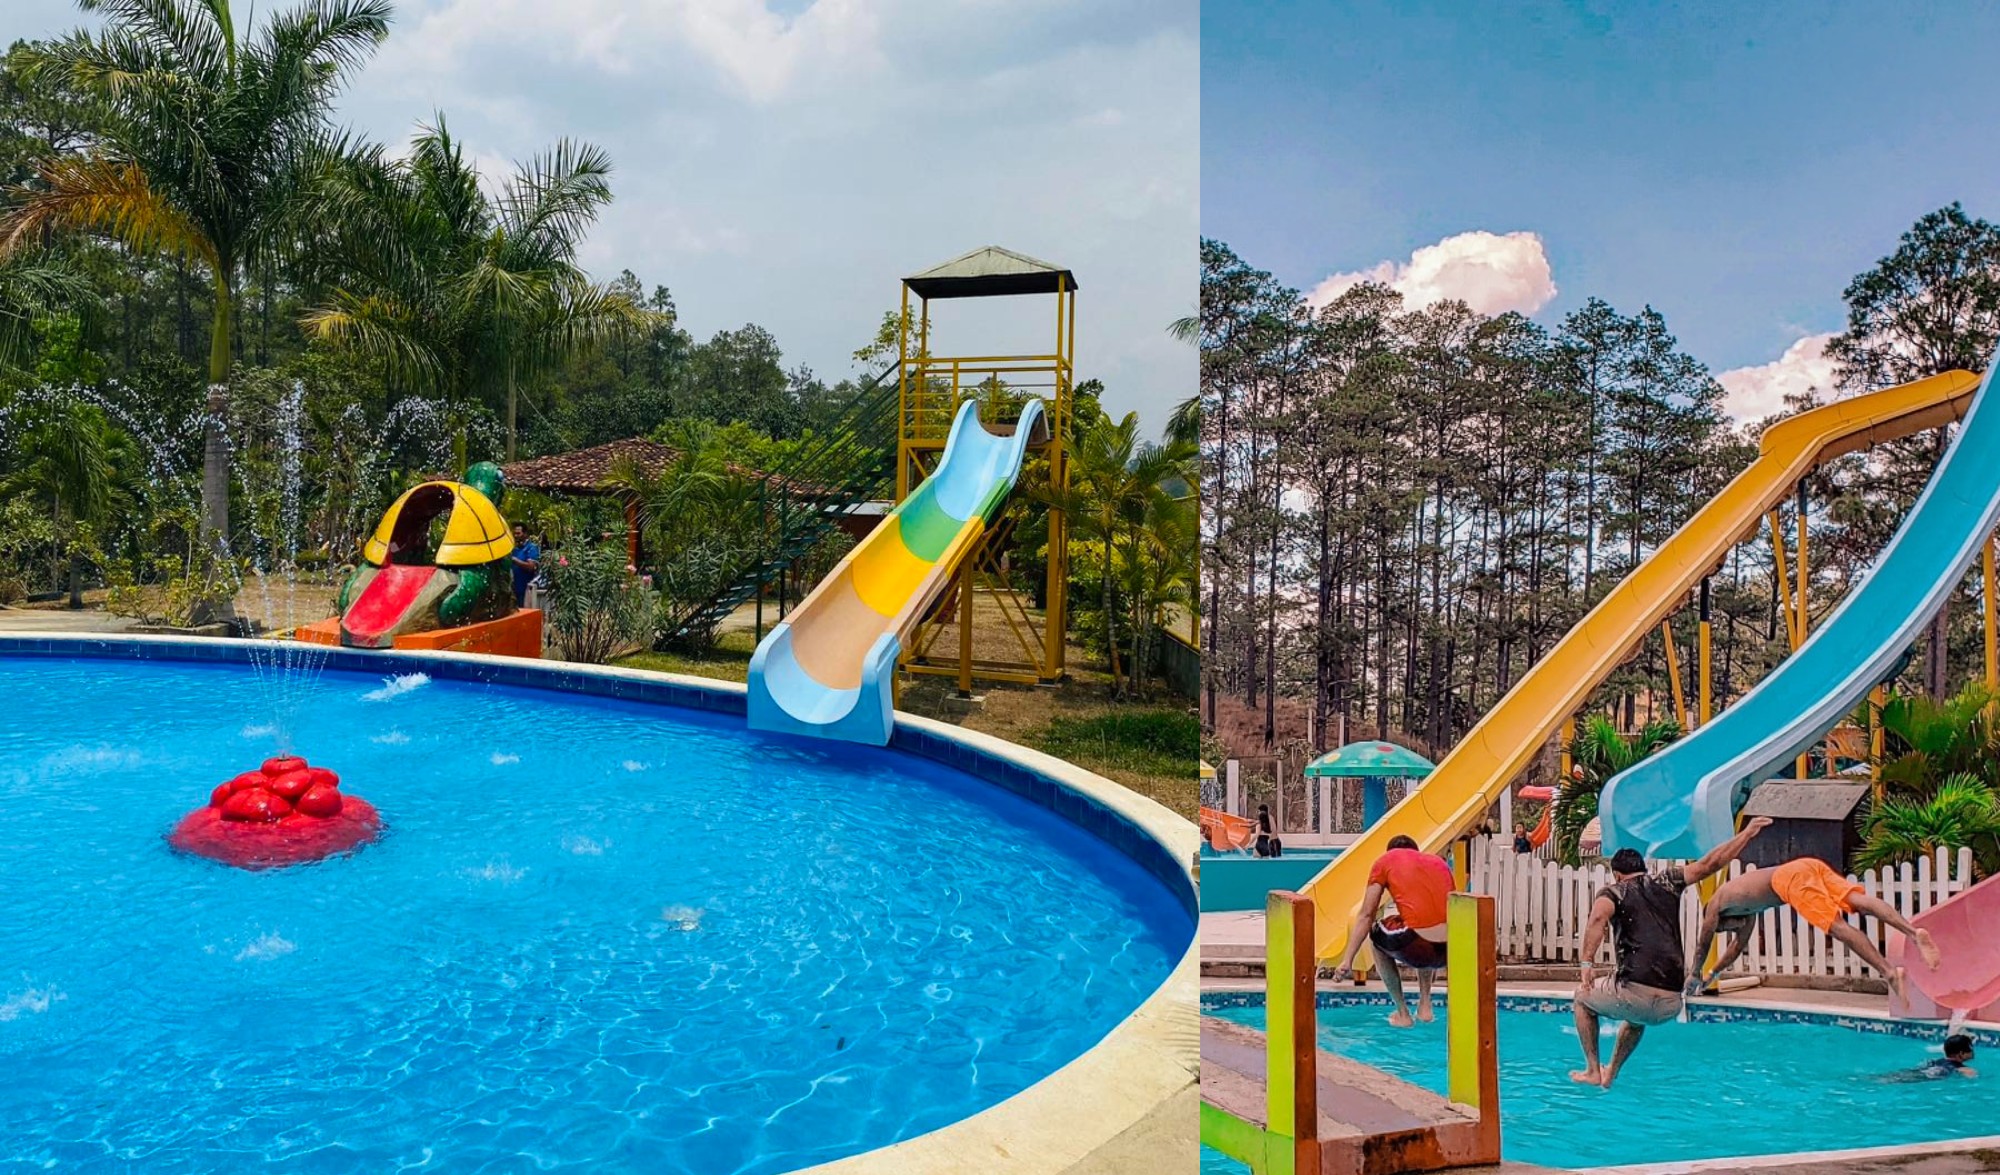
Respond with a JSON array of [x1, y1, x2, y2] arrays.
[[169, 756, 381, 869]]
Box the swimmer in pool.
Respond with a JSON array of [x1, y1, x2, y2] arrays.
[[1884, 1034, 1978, 1081], [1686, 855, 1941, 1003]]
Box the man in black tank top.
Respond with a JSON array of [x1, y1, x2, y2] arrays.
[[1571, 816, 1771, 1090]]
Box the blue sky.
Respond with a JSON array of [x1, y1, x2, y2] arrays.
[[1203, 0, 2000, 418], [11, 1, 1195, 430]]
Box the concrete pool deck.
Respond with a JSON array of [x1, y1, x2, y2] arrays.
[[2, 633, 1200, 1175]]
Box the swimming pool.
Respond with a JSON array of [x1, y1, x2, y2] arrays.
[[0, 641, 1193, 1173], [1198, 846, 1341, 912], [1200, 992, 1999, 1169]]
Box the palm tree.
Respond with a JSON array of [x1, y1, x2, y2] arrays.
[[1856, 775, 2000, 877], [303, 121, 651, 459], [0, 0, 391, 607], [1555, 715, 1682, 865], [1870, 684, 2000, 802], [3, 395, 138, 606], [0, 251, 97, 368], [1115, 465, 1197, 695], [1039, 413, 1197, 696], [1042, 412, 1143, 690]]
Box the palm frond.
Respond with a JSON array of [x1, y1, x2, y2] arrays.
[[0, 156, 216, 267]]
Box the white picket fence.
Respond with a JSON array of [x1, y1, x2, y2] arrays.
[[1465, 836, 1976, 980]]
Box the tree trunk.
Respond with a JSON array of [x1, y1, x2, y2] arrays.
[[200, 272, 235, 622], [67, 552, 83, 609], [506, 360, 520, 462], [1926, 603, 1951, 699]]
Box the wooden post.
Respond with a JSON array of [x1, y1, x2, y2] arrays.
[[957, 563, 974, 698], [1984, 534, 1997, 695], [1266, 890, 1319, 1175], [1446, 892, 1501, 1160], [1870, 684, 1887, 807]]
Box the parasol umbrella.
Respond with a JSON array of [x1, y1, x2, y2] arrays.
[[1304, 742, 1437, 828]]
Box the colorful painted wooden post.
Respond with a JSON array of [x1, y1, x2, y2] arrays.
[[1445, 891, 1501, 1157], [1265, 889, 1319, 1175]]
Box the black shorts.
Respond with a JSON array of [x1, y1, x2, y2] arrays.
[[1369, 918, 1446, 969]]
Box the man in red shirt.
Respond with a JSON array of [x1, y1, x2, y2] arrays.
[[1330, 834, 1455, 1027]]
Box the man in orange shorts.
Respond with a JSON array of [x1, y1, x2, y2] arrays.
[[1688, 855, 1942, 1002]]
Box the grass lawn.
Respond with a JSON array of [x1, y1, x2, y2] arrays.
[[612, 635, 1196, 820], [613, 630, 757, 682]]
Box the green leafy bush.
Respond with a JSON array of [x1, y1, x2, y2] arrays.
[[544, 539, 655, 664]]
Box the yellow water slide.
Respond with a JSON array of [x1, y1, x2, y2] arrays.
[[1301, 369, 1983, 963]]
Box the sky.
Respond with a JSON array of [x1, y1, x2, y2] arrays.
[[9, 0, 1196, 431], [1203, 0, 2000, 422]]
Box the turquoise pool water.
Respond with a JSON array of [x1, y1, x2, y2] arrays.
[[1201, 997, 1998, 1169], [1198, 847, 1340, 912], [0, 652, 1191, 1173]]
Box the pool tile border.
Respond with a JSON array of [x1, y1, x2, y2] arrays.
[[1200, 987, 2000, 1048], [1, 633, 1200, 1174]]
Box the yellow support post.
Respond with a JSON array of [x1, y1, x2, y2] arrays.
[[1797, 485, 1811, 779], [1698, 577, 1713, 728], [1768, 512, 1799, 650], [1445, 893, 1501, 1161], [1661, 620, 1688, 730], [1266, 890, 1318, 1175]]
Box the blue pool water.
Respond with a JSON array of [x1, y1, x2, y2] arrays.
[[1201, 998, 1998, 1170], [1198, 847, 1341, 912], [0, 654, 1191, 1173]]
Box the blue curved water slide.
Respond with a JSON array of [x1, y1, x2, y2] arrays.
[[1601, 357, 2000, 860]]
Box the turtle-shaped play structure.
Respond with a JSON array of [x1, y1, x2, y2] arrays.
[[336, 461, 519, 648]]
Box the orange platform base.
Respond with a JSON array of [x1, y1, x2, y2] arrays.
[[293, 609, 544, 658]]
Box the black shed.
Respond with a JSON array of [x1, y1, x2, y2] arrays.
[[1736, 780, 1870, 873]]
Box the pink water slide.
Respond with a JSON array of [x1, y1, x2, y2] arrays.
[[1889, 870, 2000, 1022]]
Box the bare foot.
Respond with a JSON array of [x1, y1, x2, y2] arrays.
[[1598, 1068, 1619, 1090], [1569, 1069, 1604, 1086], [1888, 967, 1908, 1005], [1388, 1008, 1415, 1028], [1916, 929, 1942, 970], [1415, 1003, 1436, 1023]]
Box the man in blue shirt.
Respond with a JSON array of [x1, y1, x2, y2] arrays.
[[509, 524, 541, 606]]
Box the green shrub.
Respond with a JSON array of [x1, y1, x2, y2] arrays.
[[544, 540, 656, 664]]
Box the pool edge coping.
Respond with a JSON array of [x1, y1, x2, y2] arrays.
[[1, 632, 1200, 1175], [1570, 1132, 2000, 1175]]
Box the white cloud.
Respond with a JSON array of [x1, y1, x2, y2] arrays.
[[1307, 230, 1557, 317], [379, 0, 884, 105], [1716, 333, 1839, 422]]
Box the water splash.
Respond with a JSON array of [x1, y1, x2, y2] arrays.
[[362, 673, 430, 702], [235, 934, 296, 962], [0, 983, 65, 1021]]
